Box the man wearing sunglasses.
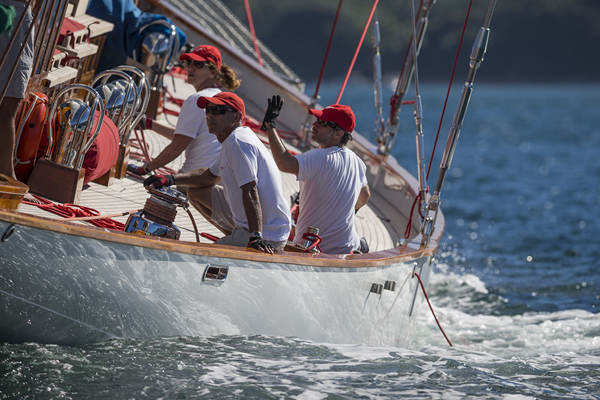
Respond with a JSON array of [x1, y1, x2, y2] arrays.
[[145, 92, 291, 254], [261, 96, 371, 254]]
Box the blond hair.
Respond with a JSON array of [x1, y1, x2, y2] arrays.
[[206, 62, 241, 91]]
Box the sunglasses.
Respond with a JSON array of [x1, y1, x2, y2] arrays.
[[316, 119, 339, 129], [182, 59, 206, 69], [205, 105, 236, 115]]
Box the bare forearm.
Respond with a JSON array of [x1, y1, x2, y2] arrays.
[[146, 135, 192, 171], [174, 167, 220, 188], [355, 185, 371, 211], [266, 126, 299, 175], [241, 183, 262, 233], [150, 120, 176, 140]]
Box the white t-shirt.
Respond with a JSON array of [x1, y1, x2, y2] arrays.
[[175, 87, 222, 173], [209, 126, 291, 242], [294, 146, 368, 254]]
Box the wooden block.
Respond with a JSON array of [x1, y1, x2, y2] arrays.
[[69, 0, 90, 18], [145, 88, 163, 119], [71, 14, 114, 38], [93, 164, 116, 186], [44, 66, 78, 88], [115, 144, 130, 179], [27, 159, 85, 204]]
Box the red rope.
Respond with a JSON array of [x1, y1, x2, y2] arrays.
[[313, 0, 343, 99], [336, 0, 379, 104], [301, 232, 322, 253], [414, 272, 453, 347], [243, 0, 263, 66], [23, 194, 125, 231], [427, 0, 474, 180], [201, 232, 219, 242], [404, 192, 421, 239]]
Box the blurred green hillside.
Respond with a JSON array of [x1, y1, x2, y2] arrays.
[[221, 0, 600, 83]]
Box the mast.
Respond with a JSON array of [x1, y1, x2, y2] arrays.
[[377, 0, 435, 156], [420, 0, 498, 248], [371, 10, 385, 141], [409, 0, 428, 217]]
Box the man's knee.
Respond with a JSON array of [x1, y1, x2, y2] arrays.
[[188, 186, 212, 209]]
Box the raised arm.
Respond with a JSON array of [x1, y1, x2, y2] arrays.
[[262, 95, 299, 175]]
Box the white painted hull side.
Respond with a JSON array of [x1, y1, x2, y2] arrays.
[[0, 219, 432, 347]]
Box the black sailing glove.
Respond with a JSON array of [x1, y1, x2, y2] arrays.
[[260, 95, 284, 131], [143, 174, 175, 190], [127, 163, 150, 176], [248, 237, 275, 254]]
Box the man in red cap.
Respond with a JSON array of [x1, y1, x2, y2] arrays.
[[144, 92, 291, 254], [261, 96, 371, 254]]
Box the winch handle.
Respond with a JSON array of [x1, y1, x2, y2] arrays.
[[148, 187, 189, 208]]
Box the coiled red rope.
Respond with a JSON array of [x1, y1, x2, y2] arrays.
[[23, 194, 125, 231], [301, 232, 322, 253]]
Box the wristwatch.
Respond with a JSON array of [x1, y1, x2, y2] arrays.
[[249, 231, 262, 240]]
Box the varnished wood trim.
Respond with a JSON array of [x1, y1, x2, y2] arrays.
[[0, 210, 438, 268]]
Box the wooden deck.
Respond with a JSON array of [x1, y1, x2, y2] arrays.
[[19, 79, 406, 253]]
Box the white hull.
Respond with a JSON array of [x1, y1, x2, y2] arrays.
[[0, 217, 433, 347], [0, 0, 445, 348]]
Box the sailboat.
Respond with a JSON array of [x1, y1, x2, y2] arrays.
[[0, 0, 495, 346]]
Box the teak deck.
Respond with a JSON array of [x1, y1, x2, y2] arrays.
[[19, 79, 407, 255]]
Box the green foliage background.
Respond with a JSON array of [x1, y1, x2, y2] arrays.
[[221, 0, 600, 83]]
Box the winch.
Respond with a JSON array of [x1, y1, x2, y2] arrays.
[[124, 187, 188, 240]]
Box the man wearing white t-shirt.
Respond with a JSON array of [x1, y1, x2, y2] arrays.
[[262, 96, 371, 254], [145, 92, 291, 254]]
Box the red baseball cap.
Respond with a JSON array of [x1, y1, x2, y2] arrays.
[[179, 45, 222, 70], [308, 104, 355, 132], [197, 92, 245, 118]]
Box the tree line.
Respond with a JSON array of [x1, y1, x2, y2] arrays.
[[222, 0, 600, 83]]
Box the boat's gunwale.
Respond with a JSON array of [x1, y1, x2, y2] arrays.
[[0, 208, 437, 268]]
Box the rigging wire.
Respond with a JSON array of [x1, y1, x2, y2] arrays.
[[336, 0, 379, 104], [243, 0, 263, 66], [313, 0, 344, 101], [403, 0, 475, 240], [427, 0, 474, 180], [409, 0, 428, 217]]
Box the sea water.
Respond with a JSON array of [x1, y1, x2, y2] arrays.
[[1, 83, 599, 398]]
